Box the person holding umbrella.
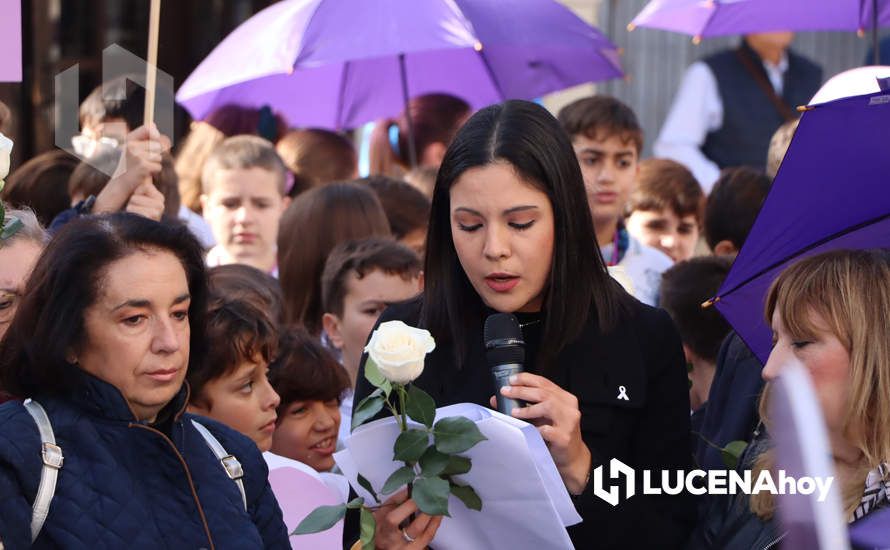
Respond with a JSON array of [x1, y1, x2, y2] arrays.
[[654, 32, 822, 192]]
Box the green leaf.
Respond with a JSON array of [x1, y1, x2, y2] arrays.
[[450, 482, 483, 511], [721, 440, 748, 470], [381, 465, 416, 495], [357, 473, 379, 504], [352, 391, 385, 430], [364, 357, 393, 396], [346, 497, 365, 509], [405, 384, 436, 429], [393, 428, 429, 462], [412, 476, 451, 517], [292, 504, 347, 535], [433, 417, 487, 454], [360, 506, 377, 550], [442, 455, 472, 476], [418, 446, 450, 478]]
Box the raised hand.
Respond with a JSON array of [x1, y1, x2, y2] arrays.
[[94, 124, 170, 215]]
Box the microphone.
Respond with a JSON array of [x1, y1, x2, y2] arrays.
[[484, 313, 526, 415]]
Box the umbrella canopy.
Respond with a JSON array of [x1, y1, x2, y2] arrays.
[[177, 0, 623, 129], [629, 0, 890, 39], [712, 90, 890, 364]]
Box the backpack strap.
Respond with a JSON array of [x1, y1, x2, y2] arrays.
[[191, 419, 247, 511], [22, 398, 63, 544]]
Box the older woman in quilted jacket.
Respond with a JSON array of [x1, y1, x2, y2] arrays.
[[0, 213, 289, 549]]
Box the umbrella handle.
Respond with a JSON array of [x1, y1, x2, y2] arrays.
[[398, 53, 418, 170]]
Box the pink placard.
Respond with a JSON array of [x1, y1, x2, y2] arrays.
[[0, 0, 23, 82], [268, 466, 344, 549]]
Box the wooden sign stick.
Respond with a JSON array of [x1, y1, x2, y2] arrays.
[[143, 0, 161, 130]]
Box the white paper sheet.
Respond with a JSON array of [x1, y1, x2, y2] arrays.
[[334, 403, 580, 550]]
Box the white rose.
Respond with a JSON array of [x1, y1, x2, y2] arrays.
[[365, 321, 436, 385], [0, 133, 12, 183]]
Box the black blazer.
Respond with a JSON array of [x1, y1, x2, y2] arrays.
[[354, 296, 698, 549]]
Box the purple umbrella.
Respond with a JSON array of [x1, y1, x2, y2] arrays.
[[177, 0, 622, 132], [629, 0, 890, 62], [710, 90, 890, 364]]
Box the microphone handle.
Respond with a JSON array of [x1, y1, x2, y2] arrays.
[[491, 362, 526, 415]]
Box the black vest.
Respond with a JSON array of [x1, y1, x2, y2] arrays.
[[701, 42, 822, 171]]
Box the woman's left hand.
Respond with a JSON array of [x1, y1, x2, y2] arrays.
[[490, 372, 591, 494]]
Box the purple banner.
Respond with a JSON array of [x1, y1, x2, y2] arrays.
[[0, 0, 23, 82]]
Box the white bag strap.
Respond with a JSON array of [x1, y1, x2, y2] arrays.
[[22, 398, 63, 544], [191, 420, 247, 511]]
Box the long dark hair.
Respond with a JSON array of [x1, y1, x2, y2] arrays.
[[0, 213, 208, 397], [277, 181, 391, 335], [421, 100, 628, 368]]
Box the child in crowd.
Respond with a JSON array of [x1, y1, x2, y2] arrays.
[[659, 256, 732, 449], [207, 263, 285, 325], [268, 327, 351, 472], [75, 76, 214, 243], [625, 158, 704, 263], [275, 128, 357, 198], [558, 95, 672, 305], [2, 150, 77, 226], [704, 167, 771, 256], [201, 135, 290, 274], [187, 289, 281, 452], [76, 76, 146, 159], [363, 176, 431, 257], [177, 104, 289, 213], [694, 166, 772, 470], [277, 181, 391, 334], [321, 238, 422, 441]]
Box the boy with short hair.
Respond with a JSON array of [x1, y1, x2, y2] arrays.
[[201, 135, 290, 274], [704, 167, 771, 257], [362, 176, 431, 257], [558, 95, 673, 305], [625, 158, 704, 263], [268, 327, 351, 472], [187, 291, 281, 452], [659, 256, 733, 447], [321, 238, 422, 439]]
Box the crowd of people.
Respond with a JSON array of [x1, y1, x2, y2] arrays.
[[0, 28, 887, 550]]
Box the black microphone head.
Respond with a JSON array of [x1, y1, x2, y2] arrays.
[[484, 313, 525, 366]]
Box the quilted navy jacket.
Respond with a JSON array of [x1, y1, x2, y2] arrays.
[[0, 369, 290, 549]]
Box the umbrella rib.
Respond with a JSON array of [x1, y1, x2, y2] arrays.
[[476, 49, 506, 99], [714, 211, 890, 301]]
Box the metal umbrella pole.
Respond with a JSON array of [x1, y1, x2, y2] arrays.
[[397, 53, 419, 170]]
